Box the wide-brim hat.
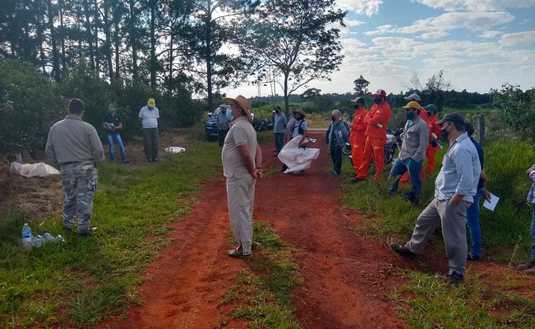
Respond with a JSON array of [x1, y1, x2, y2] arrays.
[[223, 95, 251, 116], [293, 108, 306, 117]]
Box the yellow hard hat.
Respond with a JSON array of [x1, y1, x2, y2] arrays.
[[403, 101, 422, 110], [147, 98, 156, 107]]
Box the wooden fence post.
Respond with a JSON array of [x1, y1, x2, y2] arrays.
[[478, 114, 485, 145]]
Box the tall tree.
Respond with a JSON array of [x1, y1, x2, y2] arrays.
[[236, 0, 345, 112], [188, 0, 256, 110], [46, 0, 61, 81], [353, 75, 369, 96]]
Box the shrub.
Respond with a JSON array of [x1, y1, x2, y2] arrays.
[[493, 84, 535, 141], [0, 60, 63, 154]]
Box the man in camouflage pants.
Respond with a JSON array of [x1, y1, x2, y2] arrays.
[[46, 98, 104, 235]]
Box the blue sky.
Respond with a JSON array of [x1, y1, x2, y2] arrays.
[[227, 0, 535, 97]]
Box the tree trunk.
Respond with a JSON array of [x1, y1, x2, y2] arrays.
[[59, 1, 66, 77], [36, 21, 46, 73], [205, 1, 213, 110], [83, 0, 95, 71], [149, 0, 157, 90], [93, 0, 100, 75], [168, 33, 174, 95], [103, 0, 114, 82], [283, 72, 289, 113], [46, 0, 61, 81], [114, 19, 121, 81], [128, 0, 138, 81]]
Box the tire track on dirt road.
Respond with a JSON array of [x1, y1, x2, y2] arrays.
[[97, 179, 248, 329], [256, 132, 407, 329], [99, 131, 407, 329]]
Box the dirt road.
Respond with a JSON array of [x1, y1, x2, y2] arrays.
[[99, 132, 406, 329]]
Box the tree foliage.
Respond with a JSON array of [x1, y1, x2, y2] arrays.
[[234, 0, 345, 112], [353, 75, 369, 96], [493, 84, 535, 141], [0, 60, 63, 153]]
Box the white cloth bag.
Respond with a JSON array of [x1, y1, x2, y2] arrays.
[[277, 136, 320, 174]]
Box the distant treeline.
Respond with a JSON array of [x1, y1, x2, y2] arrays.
[[251, 89, 492, 112]]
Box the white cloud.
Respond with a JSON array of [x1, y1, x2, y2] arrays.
[[365, 24, 395, 36], [501, 31, 535, 47], [344, 18, 365, 27], [480, 30, 503, 38], [365, 11, 514, 40], [337, 0, 383, 16], [414, 0, 535, 11]]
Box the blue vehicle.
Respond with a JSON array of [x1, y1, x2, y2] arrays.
[[204, 112, 219, 140]]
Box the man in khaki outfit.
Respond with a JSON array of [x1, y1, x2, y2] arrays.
[[222, 95, 262, 257]]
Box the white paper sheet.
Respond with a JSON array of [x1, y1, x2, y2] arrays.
[[483, 193, 500, 212]]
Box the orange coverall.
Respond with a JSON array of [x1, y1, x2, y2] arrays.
[[357, 102, 392, 180], [350, 108, 368, 176], [422, 109, 441, 176]]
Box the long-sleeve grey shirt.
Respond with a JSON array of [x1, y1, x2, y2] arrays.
[[46, 114, 105, 166], [435, 132, 481, 203], [399, 116, 429, 162]]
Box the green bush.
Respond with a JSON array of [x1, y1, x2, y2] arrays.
[[0, 60, 63, 153], [493, 84, 535, 141]]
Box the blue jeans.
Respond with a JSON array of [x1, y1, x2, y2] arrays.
[[466, 190, 482, 258], [389, 158, 422, 197], [107, 132, 127, 162], [531, 207, 535, 261]]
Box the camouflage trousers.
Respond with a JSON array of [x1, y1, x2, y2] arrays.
[[60, 161, 98, 234]]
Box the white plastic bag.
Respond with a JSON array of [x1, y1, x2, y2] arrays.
[[277, 136, 320, 174], [10, 162, 60, 178], [164, 146, 186, 154]]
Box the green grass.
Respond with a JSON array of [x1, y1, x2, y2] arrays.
[[392, 271, 535, 329], [0, 139, 221, 328], [341, 139, 535, 329], [220, 221, 302, 329], [342, 139, 535, 260]]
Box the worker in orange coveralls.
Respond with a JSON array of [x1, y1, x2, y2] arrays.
[[354, 89, 392, 182], [350, 97, 368, 179], [421, 104, 441, 176]]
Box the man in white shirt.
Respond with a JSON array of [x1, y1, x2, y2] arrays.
[[138, 98, 160, 162]]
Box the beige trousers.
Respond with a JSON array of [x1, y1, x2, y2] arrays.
[[406, 198, 470, 275], [226, 175, 256, 254]]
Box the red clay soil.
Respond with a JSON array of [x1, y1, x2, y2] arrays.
[[98, 131, 408, 329]]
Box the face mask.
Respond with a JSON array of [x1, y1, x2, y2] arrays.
[[406, 111, 416, 121], [226, 109, 234, 122], [440, 126, 450, 142], [331, 116, 336, 121], [373, 97, 383, 104]]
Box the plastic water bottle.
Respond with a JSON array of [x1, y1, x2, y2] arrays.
[[22, 223, 33, 250]]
